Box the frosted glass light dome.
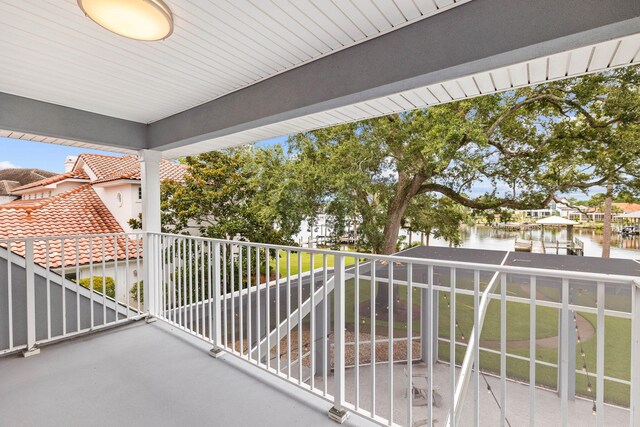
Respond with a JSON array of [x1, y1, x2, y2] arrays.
[[78, 0, 173, 41]]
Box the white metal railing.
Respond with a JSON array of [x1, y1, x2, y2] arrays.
[[0, 233, 147, 356], [6, 232, 638, 425], [151, 232, 640, 427]]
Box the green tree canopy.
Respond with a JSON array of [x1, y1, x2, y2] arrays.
[[155, 146, 306, 244]]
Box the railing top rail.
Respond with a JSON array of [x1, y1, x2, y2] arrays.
[[153, 232, 638, 285]]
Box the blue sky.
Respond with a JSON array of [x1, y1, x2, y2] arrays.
[[1, 136, 597, 199], [0, 137, 116, 173], [0, 136, 286, 173]]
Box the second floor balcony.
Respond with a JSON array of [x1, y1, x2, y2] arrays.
[[1, 232, 638, 426]]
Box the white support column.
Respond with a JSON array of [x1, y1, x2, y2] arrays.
[[140, 149, 162, 318]]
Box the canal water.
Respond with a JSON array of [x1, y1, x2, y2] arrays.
[[417, 225, 640, 260]]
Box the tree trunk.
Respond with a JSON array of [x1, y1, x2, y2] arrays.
[[375, 175, 425, 312], [602, 183, 613, 258]]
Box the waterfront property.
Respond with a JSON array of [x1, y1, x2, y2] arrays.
[[1, 1, 640, 426]]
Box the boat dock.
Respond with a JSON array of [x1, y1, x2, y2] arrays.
[[515, 237, 584, 256]]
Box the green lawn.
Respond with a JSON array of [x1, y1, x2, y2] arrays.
[[339, 278, 632, 407], [270, 250, 357, 277], [265, 254, 632, 407]]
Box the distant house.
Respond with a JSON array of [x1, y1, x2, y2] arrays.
[[613, 203, 640, 215], [0, 154, 186, 300], [0, 168, 56, 204]]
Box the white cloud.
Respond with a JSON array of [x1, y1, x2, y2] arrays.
[[0, 161, 17, 169]]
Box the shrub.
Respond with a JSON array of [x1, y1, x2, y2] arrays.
[[79, 276, 116, 299], [130, 281, 144, 303]]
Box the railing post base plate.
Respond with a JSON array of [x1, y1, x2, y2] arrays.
[[328, 407, 349, 424], [22, 347, 40, 358], [145, 316, 157, 324], [209, 347, 224, 359]]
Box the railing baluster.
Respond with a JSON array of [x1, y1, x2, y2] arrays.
[[266, 248, 271, 370], [223, 243, 228, 350], [102, 236, 106, 326], [529, 276, 536, 427], [231, 243, 236, 352], [24, 239, 38, 356], [323, 253, 328, 396], [171, 237, 176, 325], [136, 235, 141, 314], [45, 240, 51, 340], [211, 241, 222, 356], [182, 238, 187, 329], [309, 252, 314, 388], [428, 264, 434, 427], [407, 262, 413, 427], [596, 281, 604, 427], [355, 256, 360, 411], [89, 239, 94, 329], [388, 261, 394, 425], [239, 245, 244, 355], [7, 241, 13, 350], [201, 240, 206, 338], [286, 250, 291, 378], [61, 240, 66, 336], [247, 245, 252, 359], [450, 267, 457, 427], [256, 246, 261, 365], [371, 257, 376, 417], [298, 250, 303, 384], [125, 238, 130, 320], [75, 238, 80, 331], [208, 241, 213, 342], [501, 273, 508, 427], [276, 249, 281, 373], [194, 239, 199, 336], [560, 278, 569, 426], [330, 253, 347, 423], [115, 238, 120, 322], [631, 279, 640, 427], [474, 269, 480, 427]]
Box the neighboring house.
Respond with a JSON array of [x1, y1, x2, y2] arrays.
[[0, 154, 186, 301], [0, 168, 56, 204], [613, 203, 640, 215]]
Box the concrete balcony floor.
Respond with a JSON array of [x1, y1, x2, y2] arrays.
[[0, 321, 375, 427]]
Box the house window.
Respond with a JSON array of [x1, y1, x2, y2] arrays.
[[138, 187, 142, 200]]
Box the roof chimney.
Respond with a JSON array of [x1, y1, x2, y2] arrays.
[[64, 156, 78, 173]]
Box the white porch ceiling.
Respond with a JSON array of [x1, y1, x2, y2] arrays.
[[0, 0, 469, 124], [0, 129, 135, 155], [162, 33, 640, 158]]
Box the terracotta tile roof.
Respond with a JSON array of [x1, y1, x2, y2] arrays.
[[91, 156, 187, 184], [0, 185, 140, 268], [613, 203, 640, 213], [77, 154, 141, 180], [12, 154, 185, 193], [11, 168, 90, 192], [0, 153, 183, 267]]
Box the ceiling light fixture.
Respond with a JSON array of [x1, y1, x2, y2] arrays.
[[77, 0, 173, 41]]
